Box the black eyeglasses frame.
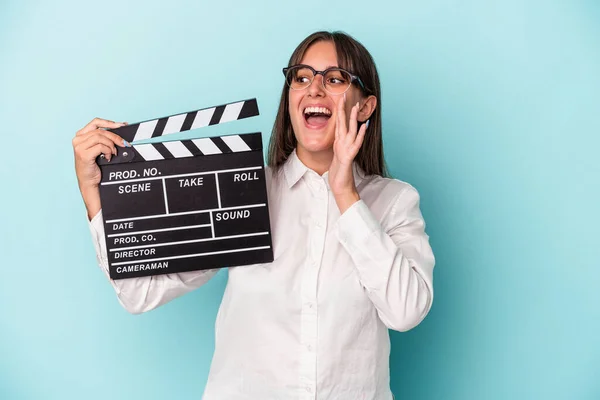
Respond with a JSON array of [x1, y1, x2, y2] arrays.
[[282, 64, 368, 95]]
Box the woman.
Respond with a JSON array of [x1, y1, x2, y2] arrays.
[[72, 31, 435, 400]]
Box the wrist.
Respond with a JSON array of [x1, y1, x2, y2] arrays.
[[79, 184, 101, 220], [79, 183, 99, 200], [334, 190, 360, 214]]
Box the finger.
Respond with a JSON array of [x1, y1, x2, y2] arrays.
[[337, 94, 348, 139], [352, 122, 368, 152], [100, 129, 128, 147], [78, 133, 119, 155], [79, 131, 119, 152], [348, 102, 359, 142], [77, 118, 127, 136], [82, 143, 115, 162], [334, 110, 340, 141], [80, 129, 127, 147], [72, 133, 95, 150]]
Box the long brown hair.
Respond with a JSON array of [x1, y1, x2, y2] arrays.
[[267, 31, 388, 177]]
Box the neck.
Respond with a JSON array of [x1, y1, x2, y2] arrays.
[[296, 146, 334, 176]]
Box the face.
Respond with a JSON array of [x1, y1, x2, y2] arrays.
[[288, 40, 365, 159]]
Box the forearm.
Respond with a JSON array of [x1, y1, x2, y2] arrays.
[[335, 190, 435, 331], [80, 184, 101, 221], [339, 212, 433, 330], [333, 190, 360, 215], [88, 210, 218, 314]]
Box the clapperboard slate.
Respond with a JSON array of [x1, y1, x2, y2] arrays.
[[96, 98, 273, 279]]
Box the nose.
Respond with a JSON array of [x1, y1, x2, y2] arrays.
[[307, 73, 326, 97]]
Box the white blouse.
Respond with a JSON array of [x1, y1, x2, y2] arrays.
[[88, 149, 435, 400]]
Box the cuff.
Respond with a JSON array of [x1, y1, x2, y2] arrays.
[[335, 200, 381, 247], [87, 209, 109, 275], [88, 209, 104, 239]]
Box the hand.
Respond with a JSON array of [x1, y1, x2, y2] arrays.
[[72, 118, 128, 218], [329, 95, 367, 213]]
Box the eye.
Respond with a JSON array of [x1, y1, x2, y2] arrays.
[[292, 67, 314, 84], [325, 70, 348, 86], [295, 75, 310, 83], [328, 77, 345, 85]]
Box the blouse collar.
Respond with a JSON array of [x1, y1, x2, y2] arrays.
[[283, 149, 366, 189]]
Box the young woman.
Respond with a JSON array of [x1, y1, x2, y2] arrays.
[[72, 31, 435, 400]]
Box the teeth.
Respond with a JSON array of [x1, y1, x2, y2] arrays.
[[304, 106, 332, 115]]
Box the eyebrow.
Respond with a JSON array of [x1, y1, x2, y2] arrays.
[[300, 63, 339, 69]]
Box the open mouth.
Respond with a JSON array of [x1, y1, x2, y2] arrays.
[[303, 106, 332, 129]]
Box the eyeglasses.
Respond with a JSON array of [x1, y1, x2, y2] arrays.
[[282, 64, 367, 95]]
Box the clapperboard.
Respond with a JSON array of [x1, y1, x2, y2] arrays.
[[96, 98, 273, 279]]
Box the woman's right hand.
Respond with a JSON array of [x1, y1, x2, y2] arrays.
[[72, 118, 128, 219]]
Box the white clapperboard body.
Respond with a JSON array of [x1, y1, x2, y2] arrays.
[[96, 98, 274, 280]]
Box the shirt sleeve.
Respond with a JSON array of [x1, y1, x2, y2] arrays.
[[88, 210, 219, 314], [334, 185, 435, 332]]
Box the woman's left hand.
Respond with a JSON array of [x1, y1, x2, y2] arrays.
[[329, 96, 367, 213]]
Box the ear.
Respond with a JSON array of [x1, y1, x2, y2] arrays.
[[357, 95, 377, 122]]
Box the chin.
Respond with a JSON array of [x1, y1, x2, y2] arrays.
[[293, 122, 335, 155], [295, 131, 334, 154], [298, 141, 333, 155]]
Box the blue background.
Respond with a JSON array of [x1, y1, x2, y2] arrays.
[[1, 0, 598, 399]]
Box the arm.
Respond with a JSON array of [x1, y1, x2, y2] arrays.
[[335, 185, 435, 332], [89, 210, 219, 314], [73, 117, 218, 314]]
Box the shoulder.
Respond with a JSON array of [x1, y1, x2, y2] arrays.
[[264, 164, 286, 194], [264, 164, 280, 184], [264, 164, 276, 178], [361, 174, 420, 202], [359, 174, 423, 224]]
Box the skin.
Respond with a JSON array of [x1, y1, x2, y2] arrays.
[[73, 40, 377, 219], [288, 40, 377, 213], [73, 119, 128, 220]]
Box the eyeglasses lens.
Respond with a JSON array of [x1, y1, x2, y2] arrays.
[[286, 66, 352, 94]]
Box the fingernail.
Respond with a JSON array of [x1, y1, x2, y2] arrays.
[[124, 140, 131, 147], [356, 102, 360, 109], [343, 93, 346, 101], [366, 120, 370, 128]]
